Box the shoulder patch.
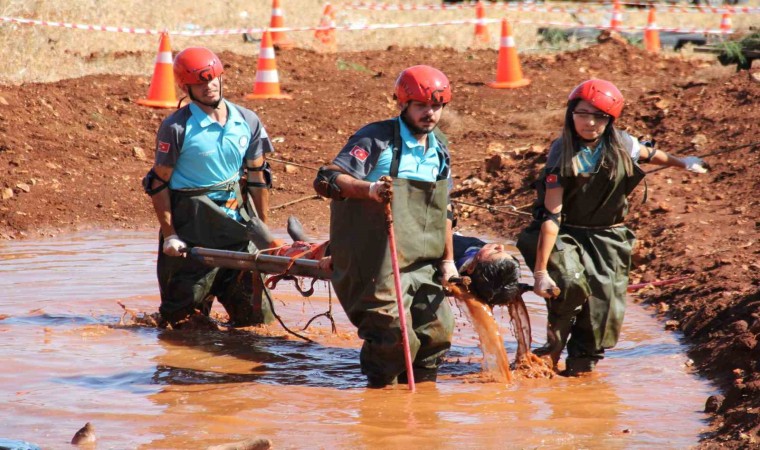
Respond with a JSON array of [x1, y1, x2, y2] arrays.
[[158, 141, 170, 153], [546, 174, 558, 184], [349, 146, 369, 162]]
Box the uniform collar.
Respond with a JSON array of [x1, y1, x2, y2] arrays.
[[579, 140, 603, 154], [189, 100, 243, 128], [398, 117, 439, 152]]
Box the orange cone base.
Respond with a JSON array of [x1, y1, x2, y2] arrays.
[[244, 92, 293, 100], [488, 78, 531, 89], [136, 98, 177, 108]]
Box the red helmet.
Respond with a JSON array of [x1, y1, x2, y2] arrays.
[[568, 79, 624, 119], [394, 65, 451, 105], [173, 47, 224, 86]]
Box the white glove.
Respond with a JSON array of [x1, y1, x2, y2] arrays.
[[368, 182, 382, 202], [162, 234, 187, 257], [682, 156, 708, 174], [533, 270, 558, 299], [439, 260, 459, 286], [368, 177, 393, 202]]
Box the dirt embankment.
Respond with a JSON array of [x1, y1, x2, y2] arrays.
[[0, 39, 758, 447]]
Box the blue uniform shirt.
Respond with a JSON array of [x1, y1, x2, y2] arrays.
[[154, 100, 273, 220], [169, 102, 253, 189], [544, 131, 641, 188], [333, 117, 452, 191], [364, 118, 446, 182]]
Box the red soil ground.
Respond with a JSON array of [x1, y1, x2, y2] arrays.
[[1, 37, 758, 447]]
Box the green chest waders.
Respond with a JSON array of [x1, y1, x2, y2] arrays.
[[157, 188, 273, 326], [330, 130, 454, 386], [517, 157, 643, 372]]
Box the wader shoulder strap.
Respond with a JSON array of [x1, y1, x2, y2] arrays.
[[236, 182, 252, 222], [389, 120, 448, 180], [390, 119, 402, 178]]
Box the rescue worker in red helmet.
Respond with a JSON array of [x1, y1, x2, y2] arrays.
[[313, 65, 457, 387], [142, 47, 277, 328], [516, 79, 708, 375]]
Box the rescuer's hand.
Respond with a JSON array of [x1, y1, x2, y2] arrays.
[[682, 156, 708, 174], [439, 260, 459, 287], [163, 234, 187, 257], [368, 176, 393, 202], [533, 270, 558, 299]]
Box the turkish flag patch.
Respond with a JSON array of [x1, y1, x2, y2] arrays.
[[349, 146, 369, 162], [158, 141, 170, 153], [546, 174, 558, 184]]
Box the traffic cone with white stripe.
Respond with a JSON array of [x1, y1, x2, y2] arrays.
[[270, 0, 294, 50], [245, 30, 292, 100], [136, 32, 177, 108], [609, 0, 623, 32], [644, 7, 661, 53], [314, 3, 337, 52], [474, 1, 490, 45], [719, 13, 732, 34], [488, 19, 530, 89]]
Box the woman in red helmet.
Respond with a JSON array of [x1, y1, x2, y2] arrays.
[[312, 65, 457, 387], [517, 79, 707, 376], [143, 47, 276, 328]]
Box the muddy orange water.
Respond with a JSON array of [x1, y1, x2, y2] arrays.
[[0, 231, 715, 449]]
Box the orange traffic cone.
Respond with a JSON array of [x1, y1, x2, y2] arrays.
[[270, 0, 294, 50], [644, 7, 661, 53], [474, 1, 490, 45], [488, 19, 530, 89], [314, 3, 337, 52], [719, 13, 732, 34], [136, 32, 177, 108], [245, 30, 292, 100], [609, 0, 623, 32]]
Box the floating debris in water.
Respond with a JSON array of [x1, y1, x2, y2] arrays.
[[206, 437, 272, 450], [70, 422, 96, 445]]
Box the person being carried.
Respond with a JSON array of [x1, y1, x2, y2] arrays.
[[243, 217, 540, 368], [142, 47, 277, 329], [516, 79, 708, 376], [313, 65, 458, 388], [453, 234, 521, 307]]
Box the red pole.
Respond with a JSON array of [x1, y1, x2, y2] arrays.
[[627, 275, 691, 292], [384, 200, 416, 392]]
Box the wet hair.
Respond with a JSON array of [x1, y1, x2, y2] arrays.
[[559, 98, 633, 180], [469, 255, 522, 306]]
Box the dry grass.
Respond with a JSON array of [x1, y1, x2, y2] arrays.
[[0, 0, 757, 84]]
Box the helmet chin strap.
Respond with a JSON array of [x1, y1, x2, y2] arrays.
[[187, 78, 224, 109]]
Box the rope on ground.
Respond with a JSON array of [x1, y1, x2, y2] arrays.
[[268, 157, 320, 172], [452, 199, 533, 217], [271, 195, 322, 211]]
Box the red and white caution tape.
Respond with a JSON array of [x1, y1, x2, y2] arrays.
[[339, 0, 760, 14], [0, 16, 160, 34], [0, 15, 735, 37]]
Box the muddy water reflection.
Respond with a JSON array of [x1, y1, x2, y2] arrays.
[[0, 231, 714, 448]]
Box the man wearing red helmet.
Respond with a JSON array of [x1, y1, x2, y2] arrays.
[[517, 79, 707, 376], [313, 65, 457, 387], [142, 47, 276, 328]]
